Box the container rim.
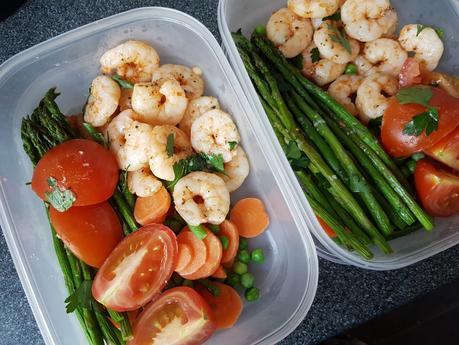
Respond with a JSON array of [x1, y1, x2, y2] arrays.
[[217, 0, 459, 271], [0, 6, 319, 345]]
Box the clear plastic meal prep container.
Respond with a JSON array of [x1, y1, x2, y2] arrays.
[[218, 0, 459, 270], [0, 7, 319, 345]]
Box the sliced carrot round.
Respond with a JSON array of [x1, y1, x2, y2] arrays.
[[230, 198, 269, 238], [176, 243, 192, 272], [175, 231, 207, 277], [211, 265, 227, 279], [181, 229, 222, 280], [219, 220, 239, 264], [195, 282, 243, 329], [134, 186, 171, 226]]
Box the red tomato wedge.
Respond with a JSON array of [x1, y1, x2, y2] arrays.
[[219, 220, 239, 265], [414, 159, 459, 217], [92, 224, 178, 311], [195, 282, 242, 329], [317, 216, 337, 238], [50, 202, 123, 267], [128, 287, 215, 345], [32, 139, 119, 206], [180, 228, 222, 281], [381, 87, 459, 157], [175, 231, 207, 277], [399, 57, 422, 87], [424, 127, 459, 172]]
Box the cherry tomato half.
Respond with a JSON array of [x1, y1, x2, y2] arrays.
[[128, 287, 215, 345], [399, 57, 422, 88], [32, 139, 119, 206], [414, 159, 459, 217], [92, 224, 178, 311], [381, 87, 459, 158], [424, 126, 459, 172], [50, 202, 123, 268]]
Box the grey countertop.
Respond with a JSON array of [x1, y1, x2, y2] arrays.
[[1, 1, 459, 345]]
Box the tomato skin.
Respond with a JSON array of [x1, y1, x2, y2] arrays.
[[381, 87, 459, 157], [414, 159, 459, 217], [399, 57, 422, 87], [50, 202, 123, 267], [92, 224, 178, 311], [317, 216, 337, 238], [424, 127, 459, 172], [128, 287, 215, 345], [32, 139, 119, 206]]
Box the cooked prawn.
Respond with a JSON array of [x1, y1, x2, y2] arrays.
[[83, 76, 121, 127], [341, 0, 398, 42], [398, 24, 444, 71], [356, 72, 398, 123], [328, 74, 363, 116], [100, 40, 160, 84], [190, 109, 240, 163], [313, 21, 360, 64], [149, 125, 193, 181], [151, 64, 205, 100], [179, 96, 220, 136], [127, 168, 162, 197], [363, 38, 408, 77], [105, 109, 154, 171], [301, 42, 346, 85], [287, 0, 340, 19], [353, 55, 377, 76], [218, 146, 250, 192], [131, 79, 188, 126], [119, 88, 133, 111], [266, 8, 313, 58], [173, 171, 230, 226]]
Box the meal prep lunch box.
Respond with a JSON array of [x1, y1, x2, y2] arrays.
[[0, 7, 319, 345], [218, 0, 459, 270]]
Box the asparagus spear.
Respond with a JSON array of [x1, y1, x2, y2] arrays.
[[290, 90, 393, 235], [321, 112, 416, 226], [21, 89, 133, 343], [234, 33, 392, 253]]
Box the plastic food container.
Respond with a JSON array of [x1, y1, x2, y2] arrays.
[[0, 7, 319, 345], [218, 0, 459, 270]]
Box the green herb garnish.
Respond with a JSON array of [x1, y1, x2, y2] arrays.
[[166, 133, 175, 158], [228, 141, 238, 151], [310, 47, 321, 63], [397, 86, 439, 137], [327, 24, 351, 54], [45, 177, 76, 212], [323, 10, 341, 21], [64, 280, 92, 313], [112, 74, 134, 89]]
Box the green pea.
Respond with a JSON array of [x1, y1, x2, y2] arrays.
[[237, 249, 250, 264], [240, 272, 255, 288], [239, 238, 249, 250], [226, 273, 240, 288], [251, 248, 265, 263], [233, 261, 248, 275], [245, 287, 260, 302], [344, 63, 357, 75], [254, 25, 267, 36]]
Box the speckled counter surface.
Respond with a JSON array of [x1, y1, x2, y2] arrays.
[[1, 1, 459, 345]]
